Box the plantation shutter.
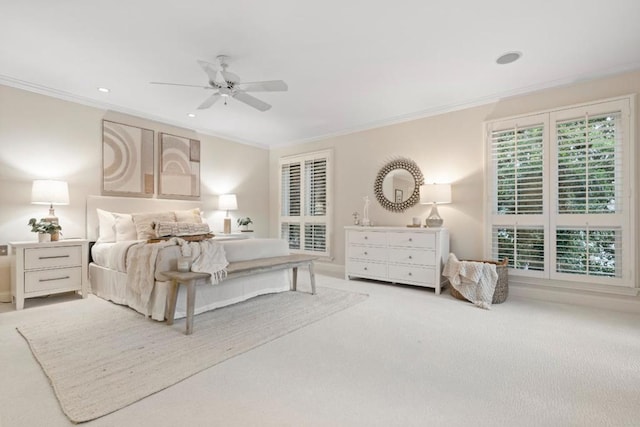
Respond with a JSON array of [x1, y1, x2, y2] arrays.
[[486, 96, 633, 290], [279, 150, 332, 257], [550, 101, 629, 283], [487, 114, 547, 276]]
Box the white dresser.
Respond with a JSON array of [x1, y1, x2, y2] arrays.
[[345, 226, 449, 294], [10, 239, 89, 310]]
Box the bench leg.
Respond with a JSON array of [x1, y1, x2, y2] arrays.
[[309, 262, 316, 295], [166, 279, 179, 325], [185, 279, 196, 335], [292, 266, 298, 291]]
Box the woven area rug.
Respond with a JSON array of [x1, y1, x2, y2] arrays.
[[16, 287, 367, 423]]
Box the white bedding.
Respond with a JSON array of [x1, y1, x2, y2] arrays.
[[90, 238, 292, 320]]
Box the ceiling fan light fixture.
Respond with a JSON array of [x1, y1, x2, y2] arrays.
[[496, 51, 522, 65], [97, 87, 110, 93], [187, 113, 196, 118]]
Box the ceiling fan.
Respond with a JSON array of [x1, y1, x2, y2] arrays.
[[150, 55, 288, 112]]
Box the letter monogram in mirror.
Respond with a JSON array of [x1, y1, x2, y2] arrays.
[[374, 158, 424, 212]]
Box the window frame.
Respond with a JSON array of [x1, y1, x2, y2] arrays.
[[278, 149, 333, 257], [485, 96, 635, 292]]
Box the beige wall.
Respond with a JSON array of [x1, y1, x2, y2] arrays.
[[0, 85, 270, 300], [269, 69, 640, 280]]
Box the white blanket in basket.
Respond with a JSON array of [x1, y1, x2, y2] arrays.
[[443, 253, 498, 309]]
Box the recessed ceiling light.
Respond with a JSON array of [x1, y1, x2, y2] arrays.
[[97, 87, 110, 93], [187, 113, 196, 118], [496, 51, 522, 65]]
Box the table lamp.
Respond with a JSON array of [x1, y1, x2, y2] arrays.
[[218, 194, 237, 234], [419, 183, 451, 227]]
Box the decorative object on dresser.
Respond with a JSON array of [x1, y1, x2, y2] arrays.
[[9, 239, 89, 310], [374, 157, 424, 212], [218, 193, 238, 234], [31, 179, 69, 241], [420, 183, 452, 227], [345, 226, 449, 294]]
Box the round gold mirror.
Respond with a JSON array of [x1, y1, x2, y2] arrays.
[[374, 158, 424, 212]]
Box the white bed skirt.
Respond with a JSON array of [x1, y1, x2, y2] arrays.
[[89, 263, 290, 321]]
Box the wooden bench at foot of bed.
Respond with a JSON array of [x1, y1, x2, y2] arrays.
[[163, 254, 317, 334]]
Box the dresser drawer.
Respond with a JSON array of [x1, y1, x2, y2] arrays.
[[388, 248, 435, 266], [347, 260, 387, 278], [348, 230, 387, 246], [24, 245, 82, 270], [388, 232, 435, 249], [347, 245, 387, 262], [24, 267, 82, 293], [388, 265, 436, 285]]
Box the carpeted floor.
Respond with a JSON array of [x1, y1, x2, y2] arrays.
[[1, 274, 639, 426], [15, 287, 367, 423]]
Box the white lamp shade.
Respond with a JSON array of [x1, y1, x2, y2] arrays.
[[31, 180, 69, 205], [420, 183, 452, 204], [218, 194, 238, 211]]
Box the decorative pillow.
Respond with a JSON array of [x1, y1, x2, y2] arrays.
[[154, 221, 210, 237], [132, 211, 176, 240], [113, 213, 137, 241], [174, 208, 203, 224], [96, 208, 116, 243]]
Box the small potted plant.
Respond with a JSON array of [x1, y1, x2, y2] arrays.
[[28, 218, 62, 242], [236, 217, 253, 231]]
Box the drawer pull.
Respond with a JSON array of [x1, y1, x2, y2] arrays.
[[364, 236, 368, 240], [39, 255, 70, 260], [364, 251, 368, 255], [39, 276, 70, 282], [364, 267, 368, 271], [409, 238, 413, 242], [408, 255, 412, 259], [408, 272, 412, 276]]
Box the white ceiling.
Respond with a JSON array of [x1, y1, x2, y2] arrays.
[[2, 1, 640, 148]]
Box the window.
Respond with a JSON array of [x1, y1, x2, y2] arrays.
[[279, 150, 332, 256], [486, 97, 634, 289]]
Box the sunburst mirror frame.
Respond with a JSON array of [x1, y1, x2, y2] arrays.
[[374, 157, 425, 212]]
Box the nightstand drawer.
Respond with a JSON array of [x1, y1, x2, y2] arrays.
[[24, 245, 82, 270], [24, 267, 82, 293]]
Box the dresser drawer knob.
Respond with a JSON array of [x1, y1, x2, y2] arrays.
[[409, 238, 413, 242], [364, 236, 368, 240], [364, 267, 368, 271], [364, 251, 368, 255], [408, 272, 412, 276], [408, 255, 412, 259]]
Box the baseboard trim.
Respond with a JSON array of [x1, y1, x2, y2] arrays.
[[0, 291, 12, 303], [510, 282, 640, 313]]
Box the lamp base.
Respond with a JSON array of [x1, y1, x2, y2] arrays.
[[425, 203, 444, 228], [43, 206, 60, 241], [223, 217, 231, 234]]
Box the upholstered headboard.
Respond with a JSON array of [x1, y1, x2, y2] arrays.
[[86, 195, 202, 241]]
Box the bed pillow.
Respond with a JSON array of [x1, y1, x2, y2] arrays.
[[174, 208, 203, 224], [132, 211, 176, 240], [154, 221, 210, 237], [113, 213, 138, 241], [96, 208, 116, 243]]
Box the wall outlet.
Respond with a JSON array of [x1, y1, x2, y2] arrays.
[[0, 245, 7, 256]]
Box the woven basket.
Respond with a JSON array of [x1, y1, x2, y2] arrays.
[[450, 258, 509, 304]]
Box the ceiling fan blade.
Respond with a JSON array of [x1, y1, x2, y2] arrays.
[[197, 60, 219, 83], [232, 91, 271, 111], [197, 93, 221, 110], [150, 81, 212, 89], [236, 80, 288, 92]]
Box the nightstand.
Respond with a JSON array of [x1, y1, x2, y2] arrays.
[[9, 239, 89, 310]]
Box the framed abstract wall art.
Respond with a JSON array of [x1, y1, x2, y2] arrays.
[[102, 120, 154, 197], [159, 133, 200, 199]]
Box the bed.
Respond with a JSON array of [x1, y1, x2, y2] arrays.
[[86, 195, 291, 320]]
